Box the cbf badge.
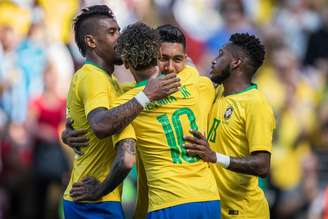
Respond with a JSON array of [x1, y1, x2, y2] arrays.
[[224, 106, 234, 120]]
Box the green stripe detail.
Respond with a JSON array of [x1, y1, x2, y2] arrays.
[[135, 80, 148, 88]]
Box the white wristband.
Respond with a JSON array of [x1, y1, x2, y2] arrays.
[[135, 91, 150, 108], [216, 152, 230, 168]]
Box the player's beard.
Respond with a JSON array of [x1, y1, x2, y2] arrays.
[[113, 45, 123, 65], [211, 64, 231, 84], [113, 52, 123, 65]]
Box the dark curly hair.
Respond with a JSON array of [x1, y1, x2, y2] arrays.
[[156, 24, 186, 50], [73, 5, 115, 57], [230, 33, 265, 74], [116, 22, 160, 71]]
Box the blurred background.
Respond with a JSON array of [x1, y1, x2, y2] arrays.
[[0, 0, 327, 218]]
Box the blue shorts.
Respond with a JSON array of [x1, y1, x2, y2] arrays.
[[63, 200, 124, 219], [147, 200, 221, 219]]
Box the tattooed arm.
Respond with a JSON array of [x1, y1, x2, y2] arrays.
[[183, 130, 270, 178], [70, 138, 136, 201], [88, 101, 142, 139], [88, 73, 180, 139], [228, 152, 270, 178]]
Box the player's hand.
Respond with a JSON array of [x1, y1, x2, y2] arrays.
[[61, 119, 88, 156], [183, 129, 216, 163], [143, 73, 180, 101], [70, 177, 103, 202]]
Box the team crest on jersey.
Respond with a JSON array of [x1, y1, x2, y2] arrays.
[[224, 106, 234, 120]]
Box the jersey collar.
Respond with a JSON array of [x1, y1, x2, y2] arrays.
[[135, 80, 148, 88], [225, 83, 257, 96], [85, 60, 108, 74], [239, 83, 257, 94]]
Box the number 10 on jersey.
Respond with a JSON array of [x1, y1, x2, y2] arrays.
[[157, 107, 200, 164]]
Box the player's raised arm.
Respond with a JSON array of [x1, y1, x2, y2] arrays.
[[87, 73, 180, 139]]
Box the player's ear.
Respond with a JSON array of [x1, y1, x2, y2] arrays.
[[85, 35, 96, 49], [231, 58, 242, 70]]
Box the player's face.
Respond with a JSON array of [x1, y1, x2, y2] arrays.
[[210, 47, 232, 84], [159, 42, 186, 74], [94, 18, 122, 65]]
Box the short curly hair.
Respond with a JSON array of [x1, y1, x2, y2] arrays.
[[230, 33, 265, 74], [116, 22, 160, 71], [73, 5, 115, 57]]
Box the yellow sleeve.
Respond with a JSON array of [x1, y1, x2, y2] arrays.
[[112, 124, 136, 147], [198, 76, 215, 119], [246, 99, 275, 153], [111, 90, 138, 146], [134, 151, 148, 218], [78, 71, 111, 117]]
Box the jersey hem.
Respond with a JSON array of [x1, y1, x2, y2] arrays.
[[63, 195, 121, 203], [148, 196, 220, 213], [249, 146, 272, 153]]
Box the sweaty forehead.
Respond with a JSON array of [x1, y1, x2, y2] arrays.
[[160, 42, 185, 56]]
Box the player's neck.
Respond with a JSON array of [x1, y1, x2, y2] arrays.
[[85, 54, 114, 75], [133, 66, 159, 83], [223, 77, 252, 96]]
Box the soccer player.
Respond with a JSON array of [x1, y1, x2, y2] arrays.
[[70, 22, 221, 219], [183, 33, 275, 218], [63, 5, 180, 219], [133, 24, 200, 218]]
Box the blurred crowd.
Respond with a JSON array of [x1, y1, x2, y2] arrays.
[[0, 0, 328, 219]]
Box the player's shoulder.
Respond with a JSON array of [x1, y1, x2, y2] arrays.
[[113, 86, 141, 106], [249, 86, 269, 102], [198, 76, 213, 86], [198, 76, 215, 92], [178, 65, 200, 81], [74, 64, 109, 81], [185, 64, 199, 75], [245, 87, 273, 112]]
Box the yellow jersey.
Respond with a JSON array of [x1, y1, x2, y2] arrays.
[[134, 151, 149, 218], [64, 61, 123, 202], [208, 83, 275, 219], [114, 66, 219, 212]]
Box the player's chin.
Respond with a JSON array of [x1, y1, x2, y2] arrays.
[[210, 74, 222, 84], [209, 70, 216, 81]]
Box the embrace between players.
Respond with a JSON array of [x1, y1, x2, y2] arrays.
[[61, 5, 275, 219]]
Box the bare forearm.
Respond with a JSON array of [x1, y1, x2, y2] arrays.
[[90, 98, 143, 138], [100, 139, 136, 195], [100, 159, 131, 195], [227, 155, 269, 178], [182, 131, 271, 178]]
